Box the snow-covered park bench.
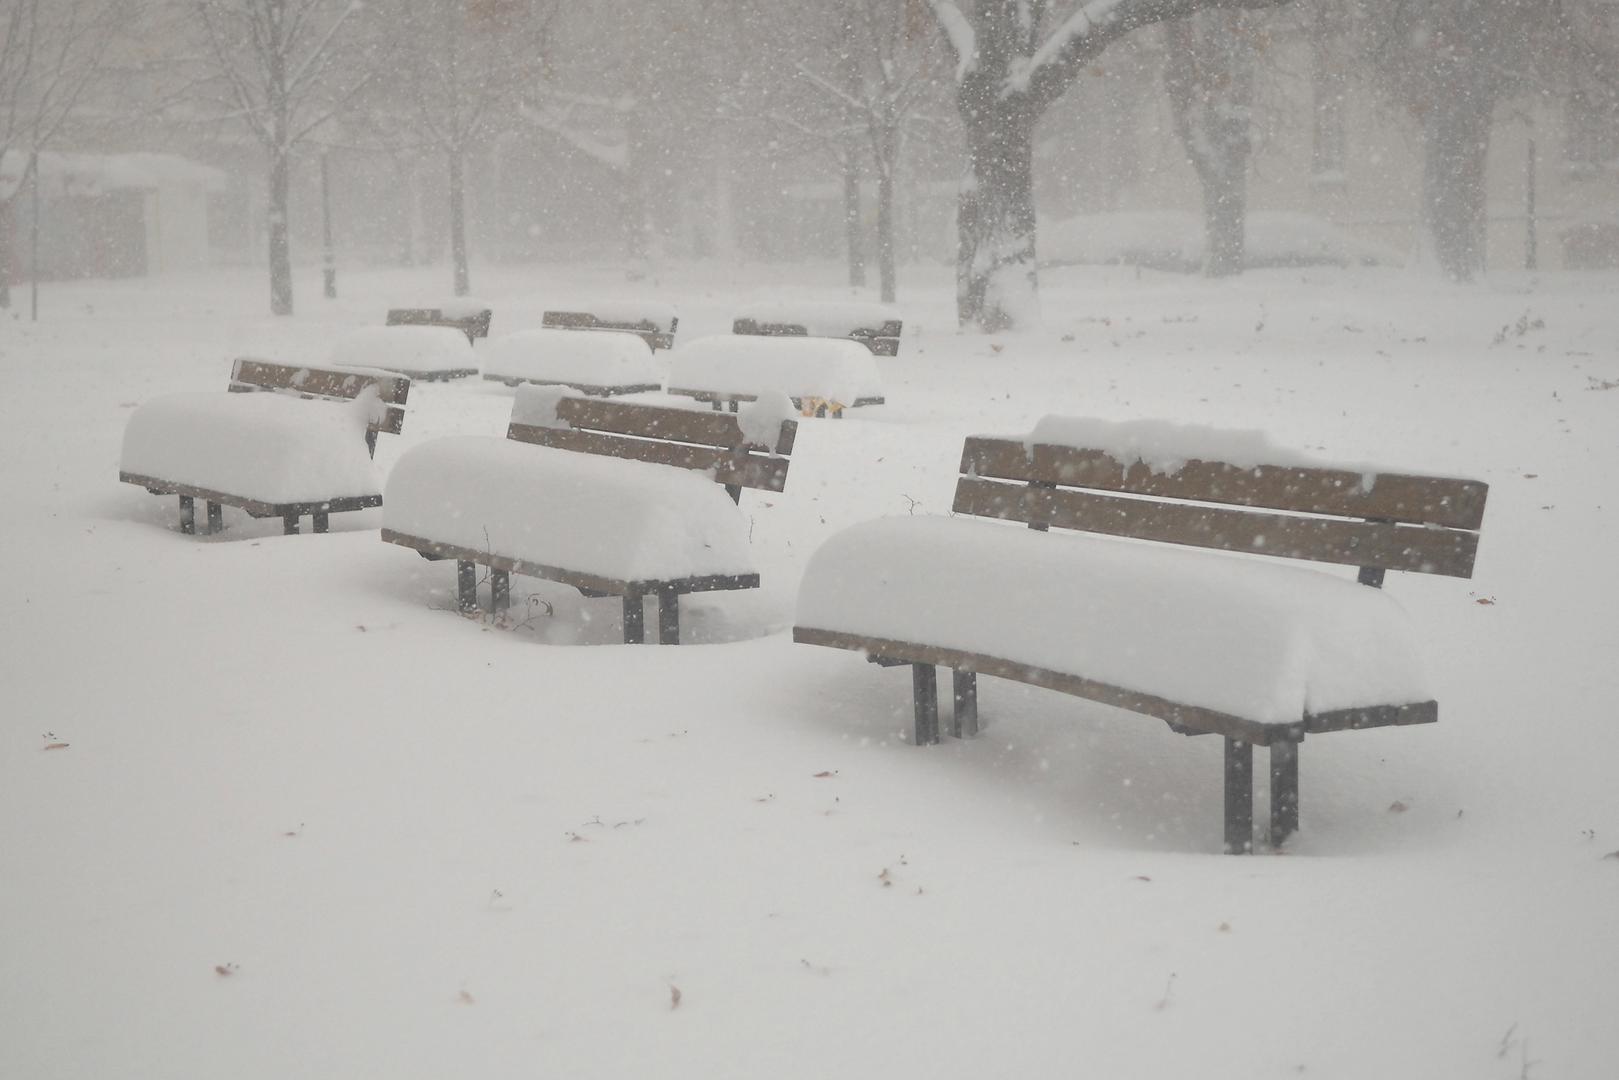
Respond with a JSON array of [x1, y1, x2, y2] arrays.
[[385, 305, 493, 345], [380, 389, 797, 644], [541, 304, 678, 352], [480, 328, 662, 396], [733, 301, 902, 357], [666, 334, 885, 418], [335, 325, 480, 382], [119, 359, 410, 536], [793, 418, 1489, 854]]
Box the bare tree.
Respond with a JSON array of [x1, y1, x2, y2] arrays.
[[1359, 0, 1616, 282], [796, 0, 950, 303], [190, 0, 370, 315], [382, 0, 555, 296], [1164, 9, 1261, 277], [0, 0, 119, 309], [924, 0, 1293, 331]]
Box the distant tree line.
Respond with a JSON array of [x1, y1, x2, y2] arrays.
[[2, 0, 1615, 325]]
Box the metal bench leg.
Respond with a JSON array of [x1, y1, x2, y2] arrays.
[[206, 501, 222, 534], [1270, 738, 1300, 847], [656, 587, 680, 645], [282, 513, 300, 535], [622, 591, 645, 644], [912, 664, 940, 746], [491, 570, 510, 613], [456, 560, 478, 613], [1224, 738, 1254, 854], [312, 511, 330, 534], [179, 496, 195, 534], [727, 400, 739, 413], [951, 669, 978, 738]]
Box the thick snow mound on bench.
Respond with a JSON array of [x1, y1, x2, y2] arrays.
[[796, 516, 1429, 726], [736, 301, 899, 336], [669, 334, 882, 403], [332, 325, 475, 376], [383, 438, 756, 582], [482, 328, 660, 387], [121, 391, 381, 504]]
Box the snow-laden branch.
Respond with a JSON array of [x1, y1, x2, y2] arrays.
[[926, 0, 977, 81], [1016, 0, 1293, 113], [1008, 0, 1128, 94]]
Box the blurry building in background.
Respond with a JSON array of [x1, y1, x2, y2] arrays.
[[1, 151, 224, 283]]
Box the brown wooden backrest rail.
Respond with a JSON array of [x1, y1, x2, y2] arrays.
[[732, 316, 903, 357], [541, 310, 678, 351], [228, 358, 410, 446], [507, 397, 795, 495], [954, 436, 1487, 581], [385, 307, 492, 342]]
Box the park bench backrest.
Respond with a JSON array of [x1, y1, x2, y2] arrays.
[[953, 436, 1488, 585], [229, 358, 410, 454], [542, 310, 678, 351], [507, 397, 795, 497], [733, 315, 903, 357], [386, 307, 492, 343]]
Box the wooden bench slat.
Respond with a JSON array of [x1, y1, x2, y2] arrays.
[[506, 424, 792, 493], [229, 358, 409, 435], [952, 476, 1482, 578], [798, 610, 1442, 743], [381, 529, 758, 596], [541, 310, 676, 350], [732, 317, 901, 357], [119, 472, 382, 519], [555, 396, 797, 455], [960, 437, 1488, 530], [386, 307, 492, 342]]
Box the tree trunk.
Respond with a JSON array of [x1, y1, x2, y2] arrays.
[[1166, 15, 1255, 277], [843, 149, 865, 287], [957, 71, 1038, 331], [1422, 91, 1493, 283], [448, 148, 470, 296], [876, 163, 896, 304], [0, 195, 13, 309], [268, 149, 294, 316]]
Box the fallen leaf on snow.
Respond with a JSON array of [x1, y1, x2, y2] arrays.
[[1218, 922, 1232, 933], [1475, 597, 1496, 606], [1388, 800, 1410, 813], [41, 742, 69, 751], [214, 963, 238, 978], [1604, 850, 1619, 861], [811, 770, 837, 779], [669, 984, 682, 1010], [457, 989, 476, 1005]]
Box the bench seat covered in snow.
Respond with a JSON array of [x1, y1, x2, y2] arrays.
[[380, 389, 797, 644], [542, 303, 678, 352], [480, 327, 662, 396], [342, 324, 480, 381], [666, 334, 884, 418], [120, 359, 409, 536], [793, 417, 1489, 853], [733, 301, 902, 357]]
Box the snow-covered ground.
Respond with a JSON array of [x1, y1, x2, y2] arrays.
[[2, 259, 1617, 1079]]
